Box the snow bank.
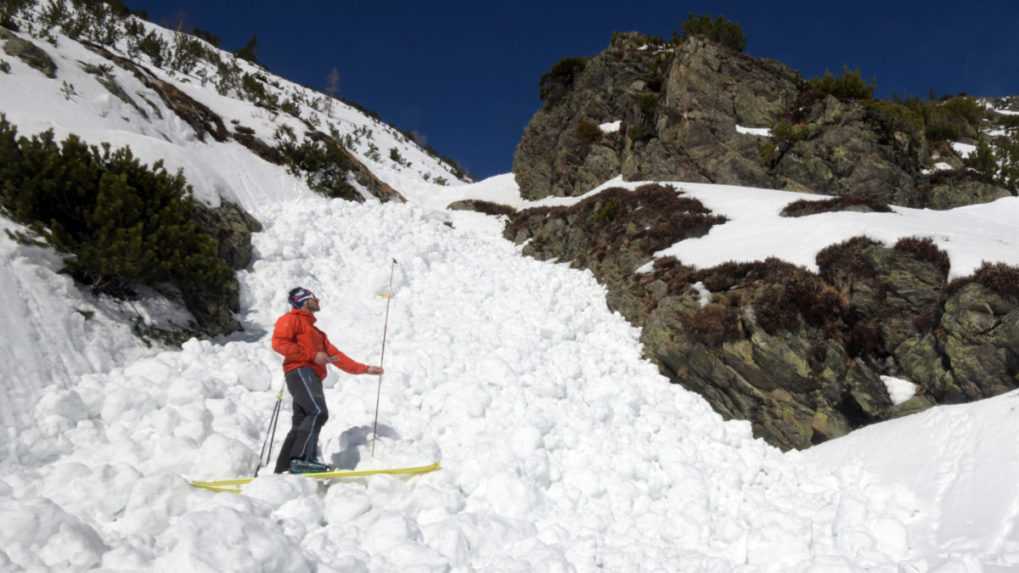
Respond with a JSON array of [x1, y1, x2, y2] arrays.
[[802, 390, 1019, 568], [568, 178, 1019, 280], [1, 197, 929, 571]]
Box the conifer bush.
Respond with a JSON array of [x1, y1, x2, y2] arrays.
[[680, 14, 746, 52], [806, 67, 874, 101], [0, 115, 235, 327], [236, 34, 258, 64], [137, 30, 165, 67]]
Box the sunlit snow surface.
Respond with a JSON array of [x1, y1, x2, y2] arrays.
[[4, 180, 1018, 570]]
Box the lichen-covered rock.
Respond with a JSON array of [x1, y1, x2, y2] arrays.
[[0, 27, 56, 78], [513, 31, 1011, 209], [622, 36, 797, 188], [923, 173, 1012, 209], [513, 33, 665, 199], [505, 196, 1019, 448], [193, 201, 263, 270], [941, 283, 1019, 399]]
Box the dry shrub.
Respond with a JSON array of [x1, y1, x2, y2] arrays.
[[685, 303, 739, 346], [781, 196, 892, 217], [893, 236, 950, 276]]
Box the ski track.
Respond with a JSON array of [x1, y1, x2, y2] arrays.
[[1, 198, 926, 572]]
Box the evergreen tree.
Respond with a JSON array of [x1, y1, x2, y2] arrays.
[[0, 114, 234, 324], [236, 34, 258, 64]]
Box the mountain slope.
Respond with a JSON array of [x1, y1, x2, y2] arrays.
[[0, 1, 467, 433], [3, 4, 1019, 572]]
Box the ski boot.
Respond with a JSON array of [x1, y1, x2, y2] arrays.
[[289, 458, 332, 474]]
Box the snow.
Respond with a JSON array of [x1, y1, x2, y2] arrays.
[[692, 282, 713, 307], [880, 376, 917, 406], [803, 391, 1019, 568], [951, 142, 977, 158], [3, 8, 1019, 572], [599, 120, 621, 133], [934, 161, 954, 171], [0, 196, 925, 571], [993, 108, 1019, 116], [736, 125, 772, 137], [572, 178, 1019, 280]]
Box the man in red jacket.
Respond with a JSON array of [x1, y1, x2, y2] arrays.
[[271, 287, 383, 474]]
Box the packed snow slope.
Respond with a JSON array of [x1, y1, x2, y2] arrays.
[[2, 171, 1019, 570], [0, 195, 914, 572]]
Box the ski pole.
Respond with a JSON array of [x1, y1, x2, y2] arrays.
[[254, 387, 284, 477], [371, 259, 397, 457]]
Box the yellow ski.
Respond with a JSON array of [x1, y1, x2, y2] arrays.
[[190, 462, 441, 493]]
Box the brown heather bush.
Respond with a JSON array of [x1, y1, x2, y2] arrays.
[[685, 303, 740, 346], [816, 237, 883, 282], [948, 262, 1019, 302], [781, 196, 892, 217], [893, 236, 950, 276], [575, 119, 603, 145]]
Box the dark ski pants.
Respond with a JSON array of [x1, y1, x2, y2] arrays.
[[274, 367, 330, 473]]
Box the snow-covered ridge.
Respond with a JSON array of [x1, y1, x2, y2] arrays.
[[0, 1, 467, 209]]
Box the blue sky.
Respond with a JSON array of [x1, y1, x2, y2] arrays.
[[129, 1, 1019, 180]]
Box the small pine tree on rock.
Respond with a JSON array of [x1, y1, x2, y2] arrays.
[[236, 34, 258, 64]]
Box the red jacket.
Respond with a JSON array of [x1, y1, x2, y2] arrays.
[[271, 309, 368, 380]]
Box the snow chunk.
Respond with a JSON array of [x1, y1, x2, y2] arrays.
[[692, 281, 712, 307], [881, 376, 917, 405], [599, 120, 621, 134], [934, 161, 954, 171], [736, 125, 772, 137], [951, 142, 977, 158]]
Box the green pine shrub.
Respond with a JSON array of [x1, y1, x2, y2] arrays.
[[137, 30, 165, 67], [993, 130, 1019, 192], [807, 67, 874, 101], [964, 139, 997, 178], [191, 27, 220, 47], [680, 14, 746, 52], [241, 73, 278, 109], [771, 120, 808, 147], [0, 115, 235, 328], [922, 97, 982, 142], [275, 134, 360, 200], [865, 100, 924, 138], [539, 57, 587, 104], [0, 58, 9, 74], [235, 34, 258, 64]]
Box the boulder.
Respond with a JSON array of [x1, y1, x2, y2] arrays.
[[0, 28, 56, 78]]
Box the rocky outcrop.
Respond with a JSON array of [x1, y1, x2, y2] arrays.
[[621, 36, 797, 188], [193, 201, 263, 270], [513, 33, 664, 199], [514, 33, 1012, 209], [921, 171, 1012, 209], [506, 189, 1019, 449], [0, 27, 56, 78], [506, 184, 726, 317]]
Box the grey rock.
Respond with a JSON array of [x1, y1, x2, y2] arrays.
[[0, 28, 56, 78]]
